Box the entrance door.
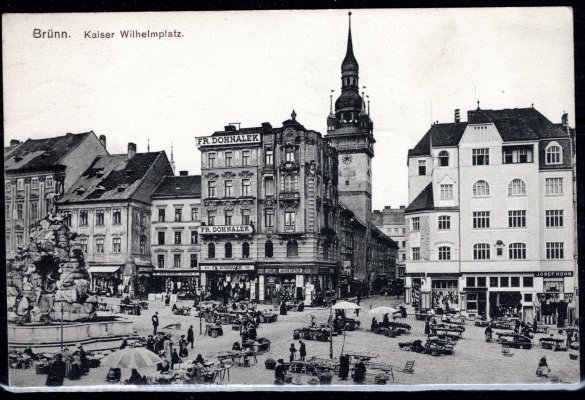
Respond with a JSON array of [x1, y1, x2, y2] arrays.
[[477, 292, 487, 318], [523, 306, 534, 324]]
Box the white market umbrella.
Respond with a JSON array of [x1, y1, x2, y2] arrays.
[[368, 306, 398, 315], [331, 300, 361, 310], [101, 347, 163, 369]]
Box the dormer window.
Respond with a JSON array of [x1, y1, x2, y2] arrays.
[[438, 151, 449, 167], [545, 142, 562, 165]]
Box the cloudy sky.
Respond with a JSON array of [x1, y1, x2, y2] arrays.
[[3, 8, 574, 209]]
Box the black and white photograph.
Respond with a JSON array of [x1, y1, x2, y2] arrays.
[[1, 6, 580, 390]]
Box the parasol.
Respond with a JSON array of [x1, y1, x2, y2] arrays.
[[368, 306, 398, 315], [331, 300, 360, 310], [100, 347, 163, 369]]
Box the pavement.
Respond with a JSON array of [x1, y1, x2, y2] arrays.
[[8, 295, 580, 388]]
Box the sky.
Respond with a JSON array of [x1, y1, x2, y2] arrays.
[[2, 8, 575, 210]]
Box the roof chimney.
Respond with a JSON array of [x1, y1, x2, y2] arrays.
[[384, 206, 391, 210], [10, 139, 21, 147], [224, 125, 237, 132], [561, 112, 569, 132], [99, 135, 107, 150], [179, 170, 188, 176], [399, 205, 405, 210], [128, 142, 136, 159], [454, 109, 460, 124]]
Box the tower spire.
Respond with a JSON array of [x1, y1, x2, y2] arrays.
[[342, 11, 359, 73], [170, 143, 176, 174], [147, 138, 150, 153]]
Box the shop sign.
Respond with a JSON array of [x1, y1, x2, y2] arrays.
[[200, 264, 254, 272], [261, 268, 303, 274], [266, 277, 277, 284], [196, 133, 261, 148], [198, 225, 253, 235], [153, 270, 199, 277], [534, 271, 573, 278]]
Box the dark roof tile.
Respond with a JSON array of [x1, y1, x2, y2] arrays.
[[151, 175, 201, 198], [405, 183, 434, 213]]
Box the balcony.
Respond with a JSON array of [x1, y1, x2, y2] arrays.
[[279, 192, 300, 201], [279, 162, 300, 172]]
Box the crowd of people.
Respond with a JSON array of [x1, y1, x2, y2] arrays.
[[45, 345, 90, 386]]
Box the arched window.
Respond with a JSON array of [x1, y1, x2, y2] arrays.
[[438, 151, 449, 167], [473, 243, 490, 260], [208, 243, 215, 259], [473, 180, 490, 197], [508, 179, 526, 196], [284, 175, 294, 192], [265, 240, 273, 258], [545, 142, 562, 164], [224, 242, 232, 258], [509, 242, 526, 259], [287, 239, 298, 258], [242, 242, 250, 258]]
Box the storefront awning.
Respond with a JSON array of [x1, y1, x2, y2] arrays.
[[88, 266, 121, 274]]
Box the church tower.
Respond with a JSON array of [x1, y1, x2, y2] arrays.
[[327, 12, 374, 223]]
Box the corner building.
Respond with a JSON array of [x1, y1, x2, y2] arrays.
[[404, 106, 577, 325]]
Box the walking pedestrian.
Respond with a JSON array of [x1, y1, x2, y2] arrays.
[[533, 319, 538, 333], [274, 359, 286, 385], [338, 353, 350, 380], [356, 293, 361, 306], [567, 329, 573, 347], [152, 312, 159, 335], [289, 343, 297, 362], [299, 340, 306, 361], [484, 325, 493, 342], [424, 317, 430, 335], [165, 293, 171, 306], [46, 354, 66, 386], [187, 325, 194, 349], [353, 359, 366, 383]]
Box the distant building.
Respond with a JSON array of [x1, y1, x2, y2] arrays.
[[58, 143, 174, 297], [405, 106, 577, 325], [372, 205, 406, 280], [4, 132, 108, 260], [149, 172, 202, 298]]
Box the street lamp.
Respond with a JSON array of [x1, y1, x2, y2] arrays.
[[196, 287, 203, 335], [54, 295, 67, 351], [329, 301, 334, 360]]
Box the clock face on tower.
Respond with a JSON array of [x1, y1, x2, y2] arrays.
[[342, 154, 353, 165]]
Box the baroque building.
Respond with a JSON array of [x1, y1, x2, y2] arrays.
[[372, 205, 407, 281], [404, 106, 577, 325]]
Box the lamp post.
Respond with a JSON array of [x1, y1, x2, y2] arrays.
[[55, 296, 67, 351], [329, 301, 334, 360], [197, 287, 203, 335]]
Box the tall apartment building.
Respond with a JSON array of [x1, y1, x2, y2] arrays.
[[4, 132, 108, 260], [372, 205, 406, 280], [150, 172, 202, 298], [404, 106, 577, 325]]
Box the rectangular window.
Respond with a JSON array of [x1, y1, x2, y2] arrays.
[[224, 210, 233, 225], [95, 210, 105, 225], [17, 179, 24, 191], [511, 277, 520, 287], [477, 277, 487, 287], [158, 208, 166, 222], [241, 179, 251, 196], [265, 209, 274, 228], [508, 210, 526, 228], [502, 146, 533, 164], [5, 204, 10, 220], [418, 160, 426, 175], [157, 255, 165, 269], [438, 216, 451, 230], [509, 243, 527, 259], [242, 150, 250, 166], [208, 212, 215, 226], [174, 231, 182, 245], [113, 209, 122, 225], [224, 151, 232, 167], [78, 238, 88, 253], [16, 203, 23, 219], [473, 243, 490, 259], [93, 238, 107, 256], [546, 242, 564, 259], [466, 293, 478, 311], [438, 246, 451, 260], [265, 177, 275, 196], [174, 208, 182, 222], [411, 217, 420, 231], [79, 210, 89, 226], [225, 180, 233, 197], [139, 237, 146, 254], [16, 233, 23, 247], [472, 148, 489, 165], [30, 202, 38, 219], [208, 153, 216, 168], [208, 181, 217, 197], [490, 277, 499, 287], [45, 176, 54, 187], [286, 149, 295, 162], [524, 293, 533, 302], [190, 254, 197, 269], [31, 177, 39, 189], [402, 241, 406, 247], [545, 178, 563, 196], [411, 247, 420, 261], [523, 277, 534, 287], [473, 211, 490, 229], [5, 181, 11, 192], [191, 207, 199, 221], [265, 150, 274, 165], [191, 231, 198, 244], [500, 277, 509, 287], [158, 231, 165, 245], [112, 238, 121, 254], [466, 277, 476, 287], [62, 212, 72, 226], [284, 210, 296, 227], [174, 254, 181, 269], [545, 210, 563, 228], [440, 184, 453, 200], [241, 209, 250, 225]]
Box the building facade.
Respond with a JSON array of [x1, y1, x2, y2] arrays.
[[4, 132, 108, 260], [149, 172, 202, 298], [372, 205, 407, 281], [404, 106, 577, 325], [58, 143, 174, 297]]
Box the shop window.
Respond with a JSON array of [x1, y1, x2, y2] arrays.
[[96, 210, 105, 225], [174, 254, 181, 268], [466, 277, 476, 288], [490, 277, 499, 287], [242, 242, 250, 258], [190, 254, 197, 269], [543, 280, 564, 293], [158, 208, 166, 222], [287, 239, 298, 258], [500, 277, 509, 287], [158, 231, 165, 245], [265, 240, 273, 258], [157, 255, 165, 269], [208, 243, 216, 258], [477, 277, 486, 287], [191, 231, 198, 244], [438, 151, 449, 167], [511, 277, 520, 287], [113, 208, 122, 225], [524, 293, 533, 302], [225, 242, 232, 258], [522, 277, 533, 287]]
